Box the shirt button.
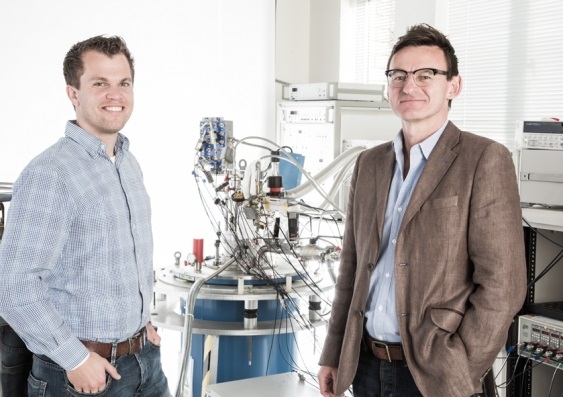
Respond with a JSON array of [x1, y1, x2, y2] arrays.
[[397, 207, 403, 212], [378, 305, 383, 311], [385, 272, 390, 278], [392, 239, 396, 244]]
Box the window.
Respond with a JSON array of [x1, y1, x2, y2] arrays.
[[447, 0, 563, 149], [340, 0, 395, 86]]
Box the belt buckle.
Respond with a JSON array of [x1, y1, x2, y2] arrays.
[[373, 340, 392, 362], [128, 337, 135, 355], [111, 342, 117, 361]]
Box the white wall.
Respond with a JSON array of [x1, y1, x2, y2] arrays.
[[309, 0, 341, 82], [275, 0, 443, 86], [275, 0, 311, 84], [393, 0, 440, 39], [0, 0, 275, 267], [275, 0, 341, 88]]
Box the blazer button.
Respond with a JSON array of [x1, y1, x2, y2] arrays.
[[367, 263, 375, 271]]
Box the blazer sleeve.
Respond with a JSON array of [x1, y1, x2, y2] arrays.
[[458, 141, 527, 378]]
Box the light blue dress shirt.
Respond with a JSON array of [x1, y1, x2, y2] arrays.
[[0, 121, 153, 370], [365, 120, 447, 343]]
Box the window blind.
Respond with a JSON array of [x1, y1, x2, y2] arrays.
[[447, 0, 563, 149], [344, 0, 395, 86]]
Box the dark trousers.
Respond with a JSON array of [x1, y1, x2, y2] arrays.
[[1, 325, 33, 397], [352, 341, 423, 397], [28, 342, 171, 397], [352, 338, 493, 397]]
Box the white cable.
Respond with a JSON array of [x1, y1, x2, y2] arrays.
[[285, 146, 364, 198]]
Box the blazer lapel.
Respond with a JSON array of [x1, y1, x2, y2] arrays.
[[369, 143, 396, 242], [400, 122, 460, 232]]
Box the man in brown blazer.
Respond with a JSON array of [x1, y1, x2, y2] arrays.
[[318, 24, 527, 397]]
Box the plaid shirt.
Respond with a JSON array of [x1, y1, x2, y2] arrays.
[[0, 121, 153, 370]]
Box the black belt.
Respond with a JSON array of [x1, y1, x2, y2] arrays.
[[363, 332, 404, 362]]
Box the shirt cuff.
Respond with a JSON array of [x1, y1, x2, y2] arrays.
[[49, 336, 91, 371], [69, 352, 90, 371]]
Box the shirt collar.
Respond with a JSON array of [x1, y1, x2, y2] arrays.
[[65, 120, 130, 157], [392, 119, 448, 161]]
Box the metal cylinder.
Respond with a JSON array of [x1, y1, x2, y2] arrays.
[[244, 300, 258, 329], [309, 295, 322, 322]]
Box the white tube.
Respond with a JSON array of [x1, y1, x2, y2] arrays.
[[175, 258, 236, 397], [285, 146, 364, 198]]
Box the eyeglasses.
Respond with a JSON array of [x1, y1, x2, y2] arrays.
[[385, 68, 448, 88]]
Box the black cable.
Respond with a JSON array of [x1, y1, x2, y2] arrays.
[[265, 293, 282, 376], [494, 345, 514, 382], [522, 217, 563, 249], [193, 151, 346, 383], [522, 216, 563, 289], [496, 354, 547, 389], [276, 311, 301, 371], [527, 248, 563, 289], [273, 302, 326, 384], [273, 227, 334, 307], [492, 344, 520, 395]]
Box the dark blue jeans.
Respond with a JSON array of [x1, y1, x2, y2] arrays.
[[28, 342, 171, 397], [1, 325, 33, 397], [352, 340, 423, 397]]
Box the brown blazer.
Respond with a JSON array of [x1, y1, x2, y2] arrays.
[[319, 122, 527, 397]]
